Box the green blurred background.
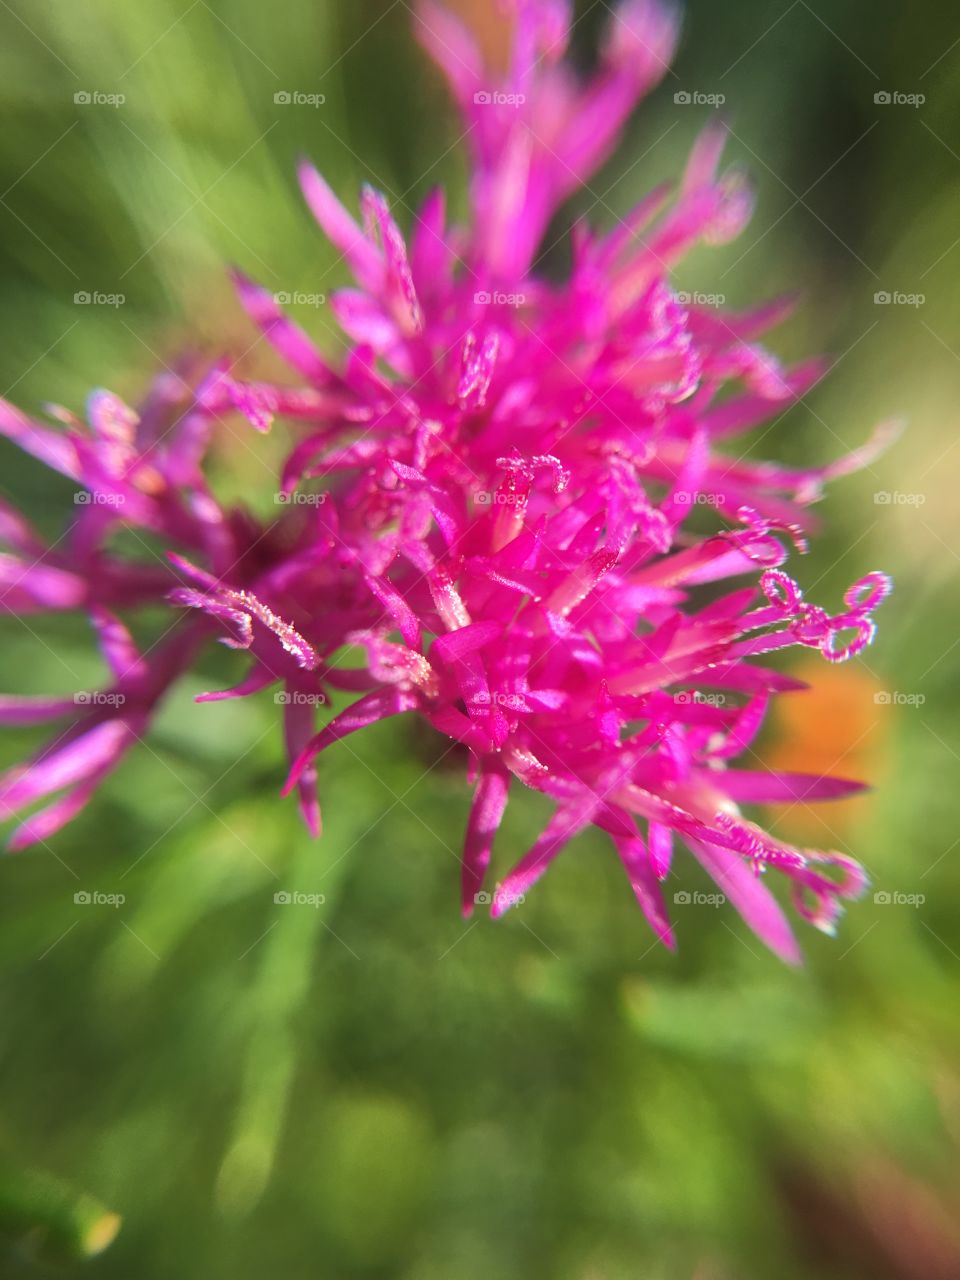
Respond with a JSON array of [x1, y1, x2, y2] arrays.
[[0, 1, 958, 1276]]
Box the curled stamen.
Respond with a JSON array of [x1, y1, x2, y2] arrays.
[[844, 571, 893, 612], [760, 569, 803, 616], [821, 613, 877, 663], [728, 506, 806, 567], [804, 572, 892, 662], [790, 603, 830, 647], [789, 854, 868, 934]]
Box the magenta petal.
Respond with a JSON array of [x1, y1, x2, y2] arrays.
[[687, 839, 802, 964], [461, 765, 510, 917], [283, 694, 322, 838], [297, 161, 383, 292], [171, 581, 318, 671], [413, 0, 483, 106], [0, 555, 87, 613], [364, 573, 423, 650], [195, 667, 276, 704], [332, 290, 402, 355], [0, 399, 80, 478], [410, 187, 451, 293], [0, 501, 47, 556], [715, 770, 868, 804], [230, 269, 332, 385], [648, 821, 673, 879], [491, 803, 590, 918], [91, 608, 145, 683], [0, 720, 133, 818], [282, 688, 419, 796], [0, 695, 80, 726], [432, 621, 501, 663], [614, 834, 676, 949], [7, 773, 107, 851]]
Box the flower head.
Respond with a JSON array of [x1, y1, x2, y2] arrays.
[[0, 0, 892, 961]]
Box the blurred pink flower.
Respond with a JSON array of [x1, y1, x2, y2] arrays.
[[0, 0, 893, 960]]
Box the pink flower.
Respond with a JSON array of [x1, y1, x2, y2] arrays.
[[0, 0, 893, 961]]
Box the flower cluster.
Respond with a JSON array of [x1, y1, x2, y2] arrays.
[[0, 0, 892, 961]]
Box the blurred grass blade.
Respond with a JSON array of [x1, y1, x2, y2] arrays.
[[0, 1166, 120, 1263]]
